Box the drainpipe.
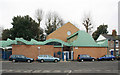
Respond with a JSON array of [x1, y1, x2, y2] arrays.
[[113, 40, 116, 57], [119, 40, 120, 55], [4, 48, 6, 59], [62, 44, 64, 61], [107, 47, 108, 55], [38, 47, 40, 55], [108, 39, 111, 55], [71, 46, 74, 61]]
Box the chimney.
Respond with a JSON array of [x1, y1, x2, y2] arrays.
[[112, 30, 117, 37]]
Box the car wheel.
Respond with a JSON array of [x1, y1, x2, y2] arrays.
[[101, 59, 104, 61], [92, 59, 95, 61], [81, 59, 84, 62], [40, 59, 44, 63], [111, 58, 114, 61], [54, 59, 58, 63], [27, 60, 31, 63], [12, 59, 15, 63]]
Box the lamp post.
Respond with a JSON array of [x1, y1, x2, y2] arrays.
[[38, 47, 40, 55]]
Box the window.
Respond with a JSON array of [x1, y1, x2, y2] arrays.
[[16, 55, 20, 58], [45, 42, 61, 45], [105, 55, 111, 57], [44, 55, 47, 57], [11, 55, 16, 58], [17, 41, 26, 45], [67, 34, 78, 43], [67, 31, 71, 35], [86, 55, 90, 57], [116, 41, 119, 47], [21, 56, 26, 58], [48, 55, 53, 58], [108, 55, 112, 57], [82, 55, 86, 57], [104, 55, 107, 57], [39, 55, 43, 57], [18, 55, 25, 58]]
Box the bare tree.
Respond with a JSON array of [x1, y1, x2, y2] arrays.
[[0, 26, 4, 39], [82, 13, 93, 34], [35, 9, 44, 26], [45, 12, 64, 35]]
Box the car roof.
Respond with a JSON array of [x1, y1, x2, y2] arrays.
[[39, 55, 49, 56]]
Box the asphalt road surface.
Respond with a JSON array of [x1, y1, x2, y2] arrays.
[[2, 60, 120, 73]]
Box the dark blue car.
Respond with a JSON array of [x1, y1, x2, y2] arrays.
[[77, 54, 95, 62], [116, 54, 120, 60], [9, 55, 34, 63], [97, 55, 115, 61]]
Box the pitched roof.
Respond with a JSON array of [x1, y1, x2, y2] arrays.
[[0, 31, 108, 47], [46, 22, 79, 42], [101, 34, 120, 40], [68, 31, 108, 47], [101, 34, 115, 40]]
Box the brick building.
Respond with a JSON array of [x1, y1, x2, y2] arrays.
[[97, 34, 120, 56], [1, 22, 108, 61]]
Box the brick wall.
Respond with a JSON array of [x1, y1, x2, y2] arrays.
[[73, 47, 107, 60], [46, 22, 79, 42], [12, 45, 62, 60], [12, 45, 108, 60]]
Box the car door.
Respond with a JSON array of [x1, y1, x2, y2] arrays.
[[18, 55, 27, 62], [44, 55, 48, 61], [10, 55, 16, 61], [101, 55, 106, 60], [21, 55, 27, 62], [83, 55, 87, 61], [105, 55, 109, 60], [86, 55, 91, 61], [108, 55, 112, 60], [16, 55, 20, 61], [48, 55, 54, 61]]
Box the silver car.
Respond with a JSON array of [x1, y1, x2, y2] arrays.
[[36, 55, 60, 63]]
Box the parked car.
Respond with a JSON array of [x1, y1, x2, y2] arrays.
[[116, 54, 120, 60], [9, 55, 34, 63], [36, 55, 60, 63], [97, 55, 115, 61], [77, 54, 95, 62]]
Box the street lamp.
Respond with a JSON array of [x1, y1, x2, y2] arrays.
[[38, 47, 40, 55]]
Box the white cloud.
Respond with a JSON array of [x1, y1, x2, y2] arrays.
[[0, 0, 119, 34]]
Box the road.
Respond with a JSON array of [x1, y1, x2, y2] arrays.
[[1, 60, 120, 73]]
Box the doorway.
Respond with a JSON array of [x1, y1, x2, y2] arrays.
[[63, 46, 73, 61]]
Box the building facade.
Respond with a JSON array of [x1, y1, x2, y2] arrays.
[[1, 22, 108, 60], [97, 34, 120, 56]]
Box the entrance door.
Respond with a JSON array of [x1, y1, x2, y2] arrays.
[[64, 51, 69, 61], [111, 51, 113, 55], [64, 53, 66, 61]]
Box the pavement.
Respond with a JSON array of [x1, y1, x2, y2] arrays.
[[1, 60, 120, 73]]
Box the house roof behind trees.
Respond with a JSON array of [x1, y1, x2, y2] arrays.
[[97, 34, 120, 41]]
